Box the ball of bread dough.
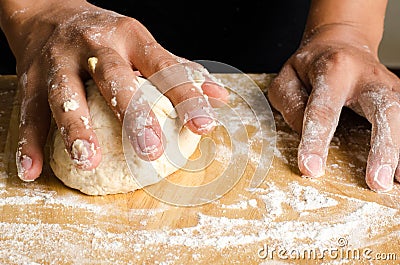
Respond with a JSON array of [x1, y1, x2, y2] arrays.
[[50, 78, 201, 195]]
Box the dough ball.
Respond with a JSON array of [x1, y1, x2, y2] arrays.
[[50, 78, 201, 195]]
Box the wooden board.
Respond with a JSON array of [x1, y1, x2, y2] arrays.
[[1, 74, 400, 265]]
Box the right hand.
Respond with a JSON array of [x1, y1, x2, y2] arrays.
[[0, 0, 228, 181]]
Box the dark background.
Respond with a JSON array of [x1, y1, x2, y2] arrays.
[[0, 1, 311, 74]]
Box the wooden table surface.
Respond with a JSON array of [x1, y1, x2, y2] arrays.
[[0, 74, 400, 265]]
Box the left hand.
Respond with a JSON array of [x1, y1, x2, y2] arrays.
[[268, 24, 400, 192]]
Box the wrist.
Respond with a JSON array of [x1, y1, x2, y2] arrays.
[[0, 0, 87, 36], [0, 0, 89, 59], [302, 0, 387, 56], [301, 23, 382, 55]]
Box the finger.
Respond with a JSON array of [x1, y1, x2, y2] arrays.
[[86, 50, 163, 161], [359, 88, 400, 192], [48, 60, 101, 170], [120, 20, 219, 134], [298, 74, 347, 178], [201, 74, 230, 107], [164, 64, 229, 132], [268, 64, 308, 133], [16, 69, 50, 181], [147, 63, 217, 135], [169, 83, 217, 135]]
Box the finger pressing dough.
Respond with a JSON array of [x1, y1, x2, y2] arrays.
[[50, 78, 201, 195]]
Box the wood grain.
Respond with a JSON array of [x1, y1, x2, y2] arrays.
[[1, 74, 400, 265]]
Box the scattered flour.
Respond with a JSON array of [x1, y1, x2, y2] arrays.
[[219, 199, 258, 210], [259, 185, 287, 217], [0, 195, 43, 206], [288, 182, 338, 211], [1, 194, 397, 263], [256, 181, 338, 218], [248, 199, 258, 208], [213, 144, 231, 164], [0, 187, 104, 213], [0, 74, 399, 264]]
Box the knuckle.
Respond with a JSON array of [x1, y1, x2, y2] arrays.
[[359, 87, 398, 115], [101, 62, 127, 79], [94, 47, 129, 78], [268, 77, 283, 94], [48, 83, 70, 106], [324, 50, 351, 65], [304, 103, 339, 134], [370, 65, 394, 80], [61, 117, 87, 145], [166, 83, 202, 104], [312, 49, 354, 74], [308, 103, 337, 120], [122, 17, 145, 34], [268, 77, 306, 114], [41, 43, 59, 59], [95, 47, 119, 63], [153, 54, 178, 72]]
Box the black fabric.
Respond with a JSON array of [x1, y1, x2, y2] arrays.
[[0, 0, 311, 74], [0, 30, 15, 74]]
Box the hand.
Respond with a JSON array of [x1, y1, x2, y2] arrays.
[[0, 0, 228, 181], [268, 24, 400, 192]]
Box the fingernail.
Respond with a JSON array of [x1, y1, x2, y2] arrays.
[[186, 107, 216, 133], [137, 127, 161, 154], [302, 154, 324, 177], [71, 139, 96, 169], [192, 116, 215, 130], [16, 154, 33, 182], [373, 164, 393, 192]]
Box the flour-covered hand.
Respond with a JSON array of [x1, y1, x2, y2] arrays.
[[0, 0, 228, 181], [269, 19, 400, 192]]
